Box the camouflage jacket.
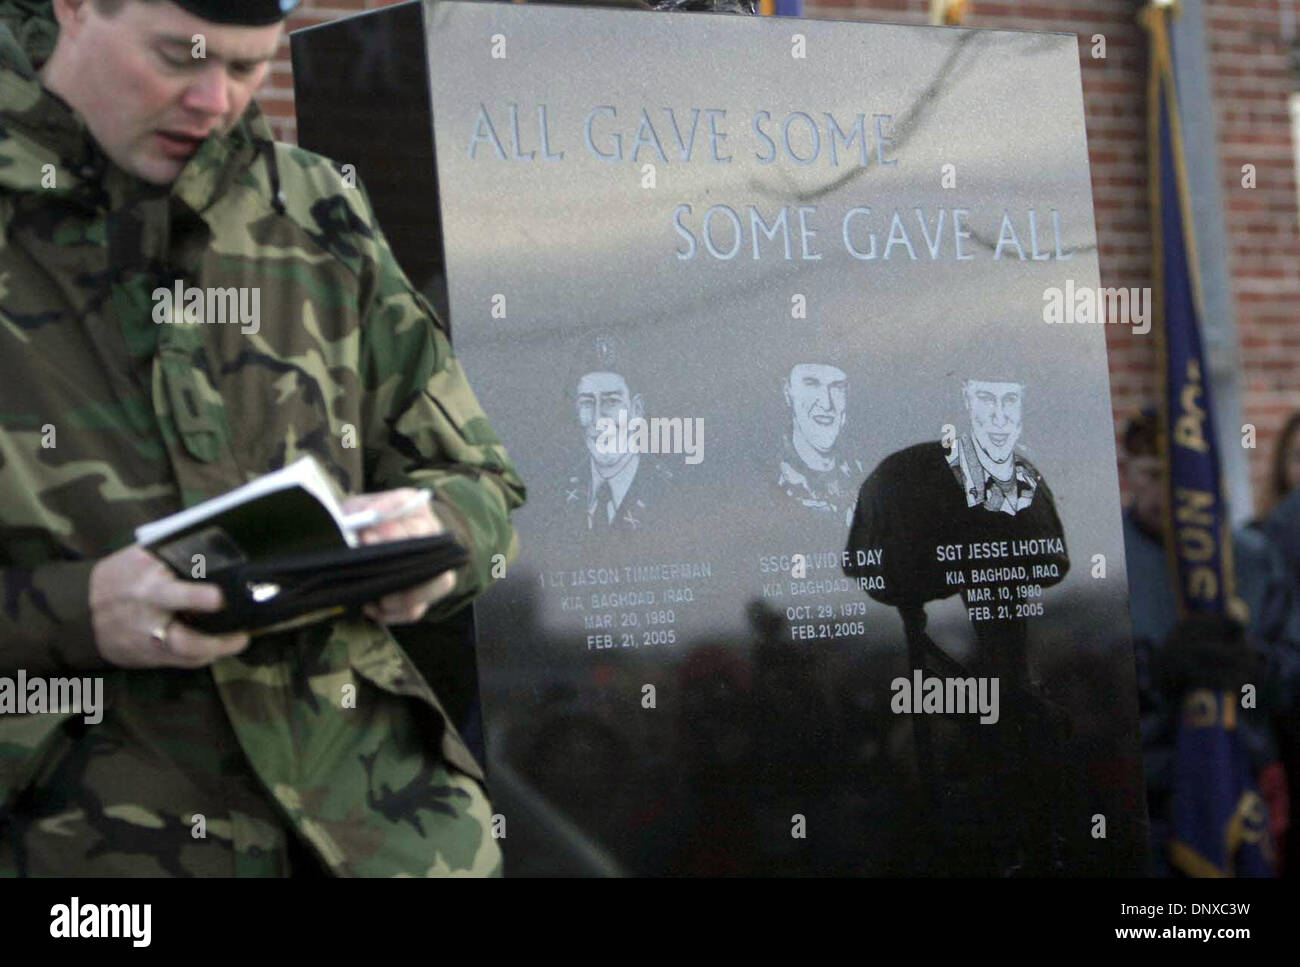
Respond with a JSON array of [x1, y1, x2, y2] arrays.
[[0, 2, 525, 872]]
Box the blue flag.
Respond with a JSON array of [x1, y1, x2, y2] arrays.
[[1142, 2, 1272, 877], [1148, 15, 1235, 618], [1169, 690, 1274, 876]]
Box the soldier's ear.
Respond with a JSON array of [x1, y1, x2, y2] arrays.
[[782, 381, 792, 409]]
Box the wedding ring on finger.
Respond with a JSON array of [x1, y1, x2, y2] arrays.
[[149, 620, 174, 653]]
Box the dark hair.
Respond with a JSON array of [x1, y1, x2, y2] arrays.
[[1270, 412, 1300, 508], [1123, 409, 1160, 459], [564, 331, 642, 403]]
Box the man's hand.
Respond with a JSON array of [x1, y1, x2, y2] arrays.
[[342, 488, 458, 625], [90, 546, 250, 668]]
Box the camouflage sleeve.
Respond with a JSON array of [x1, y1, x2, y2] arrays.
[[352, 179, 526, 621], [0, 560, 106, 677]]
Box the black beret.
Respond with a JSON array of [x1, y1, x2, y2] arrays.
[[564, 330, 646, 402], [172, 0, 301, 25]]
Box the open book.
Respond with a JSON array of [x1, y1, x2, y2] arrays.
[[136, 456, 468, 635], [137, 456, 362, 572]]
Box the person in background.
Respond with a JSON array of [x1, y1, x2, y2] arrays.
[[1267, 411, 1300, 514], [1255, 409, 1300, 873], [1120, 410, 1300, 875]]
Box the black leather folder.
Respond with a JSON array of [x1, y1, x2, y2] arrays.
[[179, 534, 469, 636]]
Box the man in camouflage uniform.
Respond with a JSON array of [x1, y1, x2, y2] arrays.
[[0, 0, 525, 875]]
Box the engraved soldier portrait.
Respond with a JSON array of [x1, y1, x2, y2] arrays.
[[563, 333, 673, 537], [844, 351, 1075, 877], [776, 360, 863, 531], [948, 376, 1044, 517], [846, 362, 1070, 684]]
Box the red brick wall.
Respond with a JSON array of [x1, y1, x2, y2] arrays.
[[1208, 0, 1300, 508], [263, 0, 1300, 508]]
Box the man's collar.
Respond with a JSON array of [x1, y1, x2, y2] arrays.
[[949, 432, 1038, 514], [0, 65, 95, 193], [0, 63, 271, 212], [590, 453, 640, 512], [170, 100, 271, 215], [790, 426, 838, 473], [0, 5, 58, 79]]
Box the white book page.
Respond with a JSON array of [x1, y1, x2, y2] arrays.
[[134, 456, 357, 549]]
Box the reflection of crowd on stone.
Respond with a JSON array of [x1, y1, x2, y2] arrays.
[[490, 593, 912, 874], [487, 578, 1134, 875]]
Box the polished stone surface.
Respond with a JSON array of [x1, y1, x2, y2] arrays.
[[310, 0, 1147, 875]]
